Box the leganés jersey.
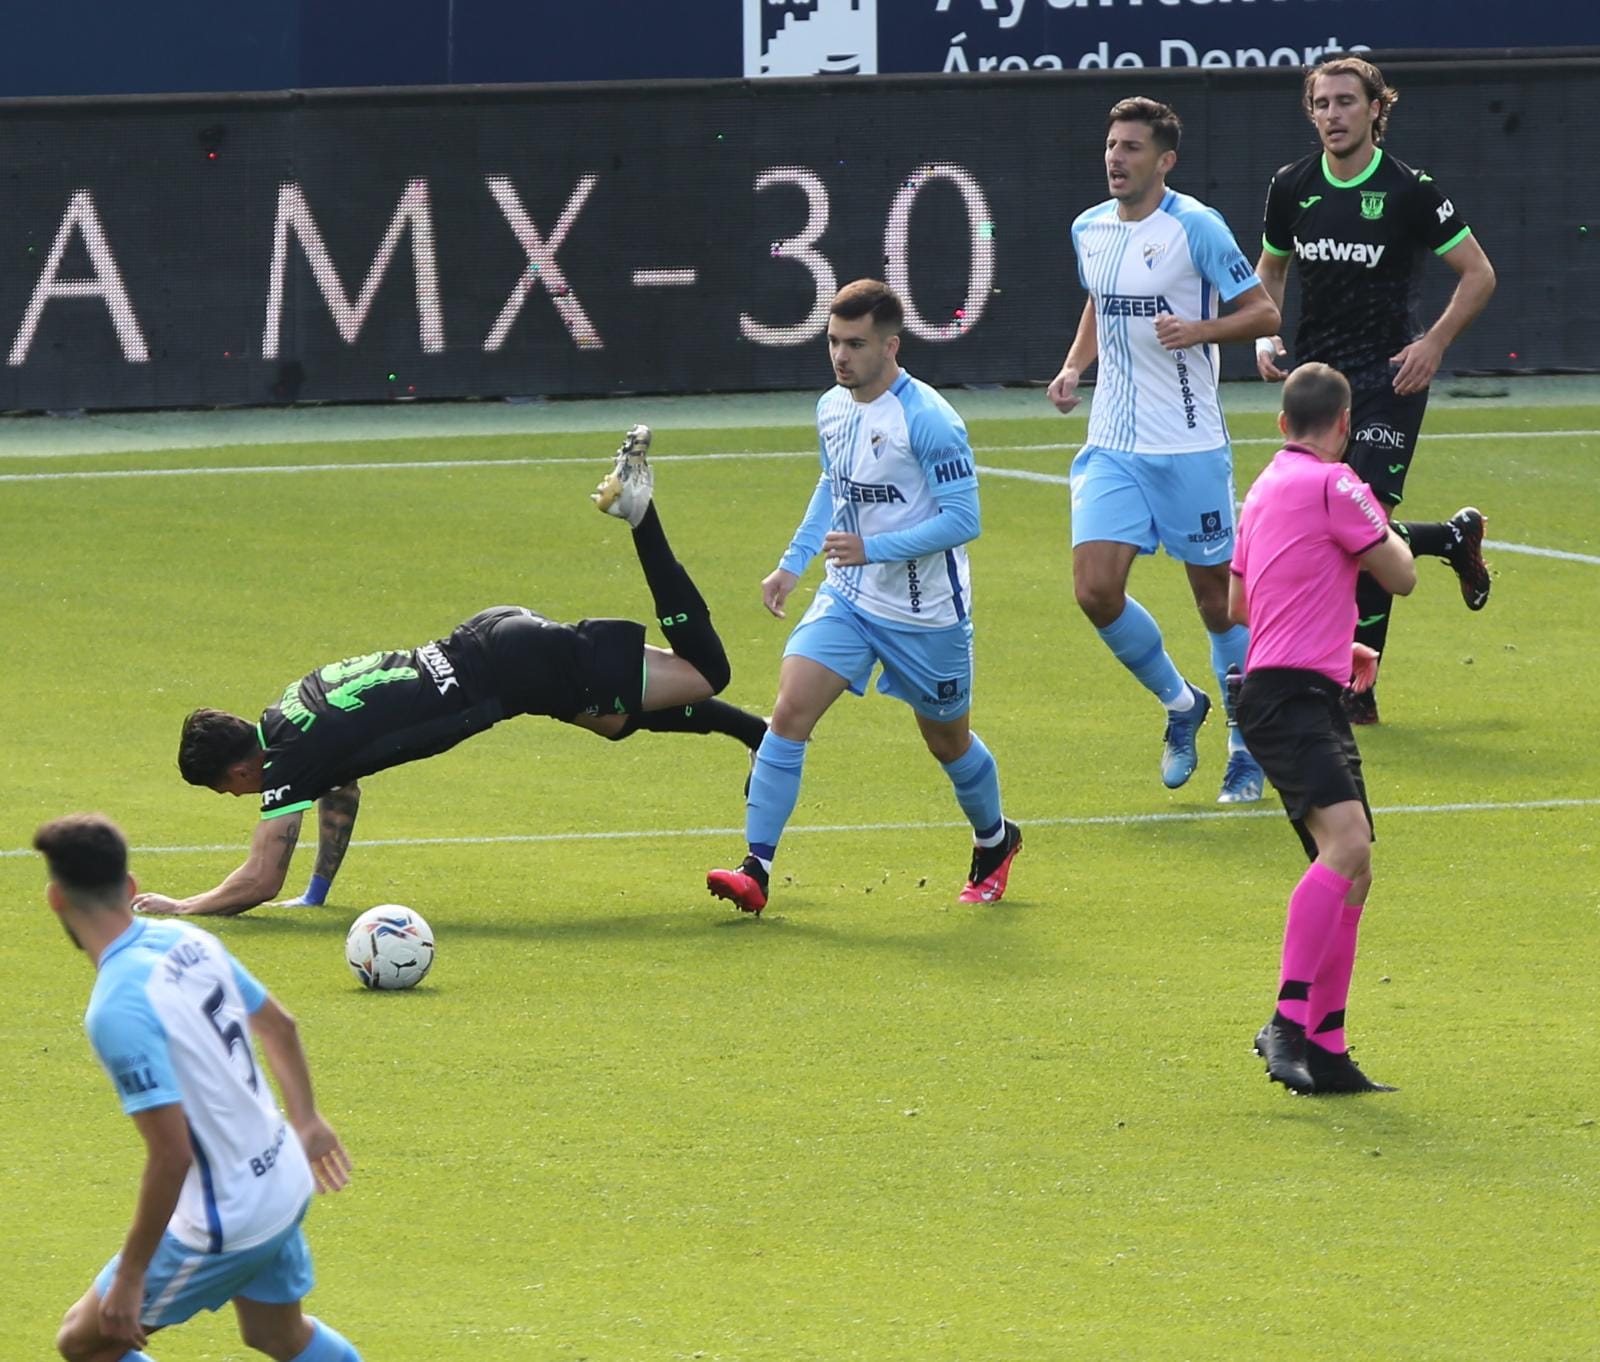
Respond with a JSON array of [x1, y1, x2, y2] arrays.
[[254, 609, 577, 819], [1262, 148, 1472, 392]]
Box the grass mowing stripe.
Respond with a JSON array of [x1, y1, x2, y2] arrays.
[[5, 796, 1593, 860], [2, 448, 1592, 564]]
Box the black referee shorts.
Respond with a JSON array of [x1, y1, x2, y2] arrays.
[[1236, 667, 1374, 862], [1345, 381, 1429, 510]]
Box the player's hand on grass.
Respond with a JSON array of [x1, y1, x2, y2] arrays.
[[297, 1116, 353, 1193], [1047, 365, 1082, 413], [762, 567, 799, 619], [1350, 643, 1381, 694], [823, 532, 867, 569], [131, 892, 184, 916], [1390, 334, 1445, 395], [100, 1269, 148, 1348], [1254, 336, 1290, 381]]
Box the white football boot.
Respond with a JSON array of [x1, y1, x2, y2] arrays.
[[591, 424, 655, 528]]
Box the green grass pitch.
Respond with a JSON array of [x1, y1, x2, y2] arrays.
[[2, 401, 1596, 1361]]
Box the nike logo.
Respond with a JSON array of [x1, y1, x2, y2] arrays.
[[1298, 195, 1323, 210], [1388, 462, 1406, 474], [1202, 540, 1230, 557], [1358, 612, 1388, 627]]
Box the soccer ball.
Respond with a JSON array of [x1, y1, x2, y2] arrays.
[[345, 905, 435, 990]]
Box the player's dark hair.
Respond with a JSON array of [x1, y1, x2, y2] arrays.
[[34, 814, 128, 900], [1305, 57, 1398, 143], [1281, 362, 1352, 439], [830, 279, 903, 334], [1107, 97, 1181, 154], [178, 707, 258, 786]]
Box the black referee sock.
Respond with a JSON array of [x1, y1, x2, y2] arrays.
[[630, 502, 731, 693], [1398, 519, 1453, 558], [609, 701, 767, 749]]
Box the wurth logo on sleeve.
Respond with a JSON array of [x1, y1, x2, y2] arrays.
[[1336, 474, 1386, 531]]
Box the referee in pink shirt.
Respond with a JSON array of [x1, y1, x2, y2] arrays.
[[1228, 362, 1416, 1094]]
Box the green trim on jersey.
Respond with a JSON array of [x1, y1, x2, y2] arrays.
[[260, 800, 313, 821], [1321, 147, 1384, 190], [1261, 234, 1292, 258], [1435, 225, 1472, 256]]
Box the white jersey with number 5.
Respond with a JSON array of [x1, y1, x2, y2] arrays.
[[86, 918, 315, 1253], [1072, 190, 1259, 455]]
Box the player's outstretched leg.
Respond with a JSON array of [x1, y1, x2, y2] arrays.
[[1443, 507, 1491, 611], [607, 703, 767, 750], [592, 423, 655, 528], [593, 425, 732, 697]]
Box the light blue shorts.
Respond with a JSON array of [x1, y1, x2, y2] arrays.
[[784, 586, 974, 720], [1069, 443, 1238, 564], [95, 1203, 314, 1328]]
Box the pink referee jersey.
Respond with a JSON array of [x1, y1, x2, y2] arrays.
[[1232, 443, 1390, 684]]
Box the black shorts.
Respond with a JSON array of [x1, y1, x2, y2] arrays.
[[1236, 667, 1374, 861], [452, 608, 646, 720], [1345, 382, 1429, 510]]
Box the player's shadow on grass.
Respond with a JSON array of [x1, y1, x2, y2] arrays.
[[428, 903, 1052, 972], [1248, 1098, 1417, 1138]]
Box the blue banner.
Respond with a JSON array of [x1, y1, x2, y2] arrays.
[[5, 0, 1597, 98], [747, 0, 1597, 78]]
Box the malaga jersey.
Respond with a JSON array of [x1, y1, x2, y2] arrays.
[[807, 372, 975, 628], [86, 918, 315, 1253], [1072, 190, 1258, 455]]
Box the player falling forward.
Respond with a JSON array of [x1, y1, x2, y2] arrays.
[[134, 429, 767, 916], [707, 280, 1020, 915], [37, 813, 361, 1362], [1230, 365, 1415, 1095], [1048, 97, 1282, 803], [1254, 56, 1497, 723]]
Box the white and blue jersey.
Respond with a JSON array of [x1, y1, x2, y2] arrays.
[[779, 370, 978, 629], [1073, 190, 1258, 455], [86, 918, 314, 1254]]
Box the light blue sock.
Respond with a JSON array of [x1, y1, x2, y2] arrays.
[[941, 733, 1004, 842], [1096, 597, 1187, 706], [1208, 623, 1251, 753], [117, 1352, 157, 1361], [290, 1317, 362, 1362], [746, 731, 807, 865]]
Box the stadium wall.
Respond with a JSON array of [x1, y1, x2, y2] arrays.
[[0, 59, 1589, 413]]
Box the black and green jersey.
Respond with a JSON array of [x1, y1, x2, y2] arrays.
[[255, 607, 588, 819], [1262, 148, 1472, 392]]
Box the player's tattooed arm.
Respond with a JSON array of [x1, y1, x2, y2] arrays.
[[133, 812, 304, 916], [273, 784, 362, 906], [313, 784, 361, 881]]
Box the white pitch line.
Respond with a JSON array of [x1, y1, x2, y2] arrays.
[[3, 448, 1594, 565], [2, 796, 1594, 861]]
